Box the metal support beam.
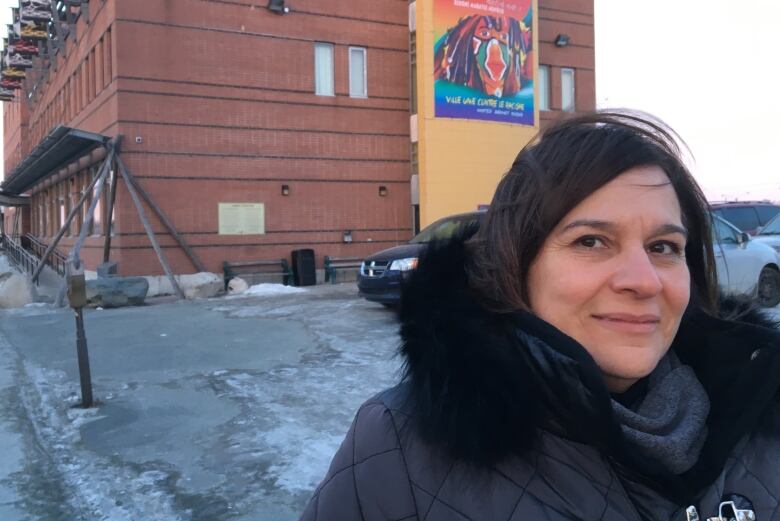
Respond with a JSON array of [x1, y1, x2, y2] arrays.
[[66, 2, 76, 41], [102, 156, 117, 263], [46, 37, 57, 69], [115, 154, 207, 273], [117, 160, 185, 300], [69, 149, 113, 265], [12, 210, 20, 240], [50, 0, 64, 52], [30, 154, 110, 282]]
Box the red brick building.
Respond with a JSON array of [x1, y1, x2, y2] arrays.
[[1, 0, 594, 278]]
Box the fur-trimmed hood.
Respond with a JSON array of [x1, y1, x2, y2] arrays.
[[397, 233, 780, 500]]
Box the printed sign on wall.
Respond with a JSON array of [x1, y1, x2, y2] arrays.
[[218, 203, 265, 235], [434, 0, 534, 125]]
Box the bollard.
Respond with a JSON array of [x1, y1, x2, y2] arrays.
[[67, 261, 94, 408]]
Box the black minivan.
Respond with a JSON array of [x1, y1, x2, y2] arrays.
[[357, 211, 485, 305]]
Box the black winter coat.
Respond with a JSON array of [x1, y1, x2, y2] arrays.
[[302, 237, 780, 521]]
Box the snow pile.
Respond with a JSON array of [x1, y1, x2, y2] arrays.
[[244, 284, 307, 297], [227, 276, 249, 294], [0, 254, 14, 274], [1, 302, 59, 317], [0, 273, 35, 308]]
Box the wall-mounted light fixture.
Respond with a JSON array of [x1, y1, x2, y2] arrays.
[[343, 230, 353, 243], [281, 184, 290, 196], [554, 34, 570, 47], [378, 185, 388, 197], [267, 0, 290, 14]]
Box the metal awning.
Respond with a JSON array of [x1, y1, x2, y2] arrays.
[[0, 190, 30, 206], [0, 126, 110, 195]]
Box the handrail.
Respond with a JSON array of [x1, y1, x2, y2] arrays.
[[1, 235, 41, 283], [24, 234, 67, 276]]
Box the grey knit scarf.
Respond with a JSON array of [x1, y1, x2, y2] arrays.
[[611, 351, 710, 474]]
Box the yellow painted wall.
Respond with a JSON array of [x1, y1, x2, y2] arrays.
[[415, 0, 540, 227]]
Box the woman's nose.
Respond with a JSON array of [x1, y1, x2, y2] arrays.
[[609, 247, 663, 297]]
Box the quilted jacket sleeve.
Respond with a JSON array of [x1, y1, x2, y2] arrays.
[[300, 399, 418, 521]]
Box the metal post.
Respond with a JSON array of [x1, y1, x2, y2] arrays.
[[67, 259, 93, 407], [73, 307, 93, 407]]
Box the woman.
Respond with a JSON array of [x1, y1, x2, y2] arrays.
[[301, 112, 780, 521]]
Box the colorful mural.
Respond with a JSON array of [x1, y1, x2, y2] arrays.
[[434, 0, 534, 125]]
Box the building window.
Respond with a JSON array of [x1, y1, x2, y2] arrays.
[[561, 67, 575, 112], [314, 43, 335, 96], [349, 47, 367, 98], [95, 39, 104, 91], [104, 27, 113, 85], [58, 197, 66, 235], [37, 203, 43, 237], [68, 178, 76, 236], [409, 31, 417, 114], [538, 65, 550, 111]]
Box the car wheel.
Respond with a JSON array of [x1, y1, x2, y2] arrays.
[[757, 267, 780, 308]]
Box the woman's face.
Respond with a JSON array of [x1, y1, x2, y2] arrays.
[[527, 166, 691, 392]]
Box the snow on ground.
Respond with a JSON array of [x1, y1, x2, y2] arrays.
[[0, 336, 187, 521], [0, 254, 14, 273], [201, 287, 402, 513], [1, 302, 60, 317], [239, 283, 308, 297], [0, 283, 401, 519]]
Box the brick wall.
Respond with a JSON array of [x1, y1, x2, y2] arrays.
[[538, 0, 596, 126], [105, 0, 412, 275], [4, 0, 596, 277]]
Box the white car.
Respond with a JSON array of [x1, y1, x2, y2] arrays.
[[712, 215, 780, 307], [752, 211, 780, 254]]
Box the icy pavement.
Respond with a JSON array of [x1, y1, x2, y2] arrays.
[[0, 283, 402, 520]]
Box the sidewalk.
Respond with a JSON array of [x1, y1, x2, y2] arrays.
[[0, 283, 402, 520]]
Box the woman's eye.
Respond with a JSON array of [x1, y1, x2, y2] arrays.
[[649, 241, 683, 255], [576, 236, 606, 249]]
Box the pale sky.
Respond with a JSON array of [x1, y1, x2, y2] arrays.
[[595, 0, 780, 201], [1, 0, 779, 201]]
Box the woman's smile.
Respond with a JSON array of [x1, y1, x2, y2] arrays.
[[591, 312, 661, 334]]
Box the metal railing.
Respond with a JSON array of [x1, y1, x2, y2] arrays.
[[1, 235, 41, 282], [24, 234, 67, 276]]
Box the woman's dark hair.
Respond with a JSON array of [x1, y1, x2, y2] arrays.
[[466, 110, 718, 313]]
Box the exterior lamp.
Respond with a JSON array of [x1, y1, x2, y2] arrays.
[[554, 34, 570, 47], [281, 184, 290, 196], [343, 230, 353, 243], [267, 0, 290, 14], [378, 185, 388, 197]]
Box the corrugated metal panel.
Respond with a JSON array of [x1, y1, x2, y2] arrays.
[[0, 191, 30, 206], [1, 126, 109, 194]]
